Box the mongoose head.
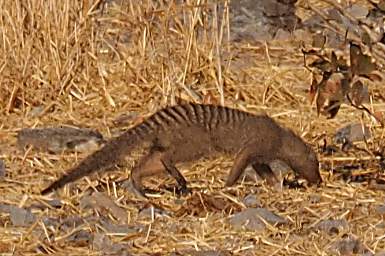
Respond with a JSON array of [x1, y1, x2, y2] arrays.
[[293, 146, 321, 185], [280, 129, 322, 185]]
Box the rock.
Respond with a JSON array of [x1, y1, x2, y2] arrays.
[[308, 194, 321, 204], [100, 218, 143, 234], [315, 219, 349, 234], [67, 230, 93, 247], [274, 29, 292, 40], [329, 234, 370, 255], [80, 192, 127, 223], [375, 205, 385, 216], [0, 204, 36, 227], [229, 208, 287, 232], [242, 194, 261, 208], [0, 159, 5, 178], [228, 0, 300, 42], [347, 4, 369, 19], [42, 215, 91, 232], [17, 127, 104, 153], [28, 106, 44, 117], [93, 233, 131, 255], [138, 205, 171, 220], [334, 123, 371, 144]]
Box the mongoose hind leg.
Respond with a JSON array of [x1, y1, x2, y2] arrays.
[[131, 151, 189, 197], [251, 162, 278, 185], [131, 151, 166, 197]]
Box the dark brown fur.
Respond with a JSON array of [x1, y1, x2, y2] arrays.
[[41, 103, 321, 196]]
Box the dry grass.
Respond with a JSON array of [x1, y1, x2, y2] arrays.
[[1, 0, 385, 255]]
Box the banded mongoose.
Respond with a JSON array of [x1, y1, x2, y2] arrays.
[[41, 103, 321, 196]]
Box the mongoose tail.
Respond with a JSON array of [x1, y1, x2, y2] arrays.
[[41, 128, 149, 195]]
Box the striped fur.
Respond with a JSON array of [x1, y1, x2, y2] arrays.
[[41, 103, 321, 196]]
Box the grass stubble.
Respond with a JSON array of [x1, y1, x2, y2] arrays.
[[0, 0, 385, 255]]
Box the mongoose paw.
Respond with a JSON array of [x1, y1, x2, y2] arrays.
[[176, 185, 191, 196]]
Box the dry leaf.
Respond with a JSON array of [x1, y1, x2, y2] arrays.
[[364, 72, 383, 82], [348, 80, 369, 106], [309, 58, 333, 73], [350, 43, 377, 76], [316, 73, 345, 118], [373, 111, 385, 125]]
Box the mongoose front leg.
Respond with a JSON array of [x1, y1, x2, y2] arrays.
[[161, 158, 189, 195], [251, 162, 278, 185], [225, 146, 256, 186]]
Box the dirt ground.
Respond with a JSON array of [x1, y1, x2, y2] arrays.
[[1, 0, 385, 255]]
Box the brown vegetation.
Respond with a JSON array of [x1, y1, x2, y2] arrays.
[[1, 0, 385, 255]]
